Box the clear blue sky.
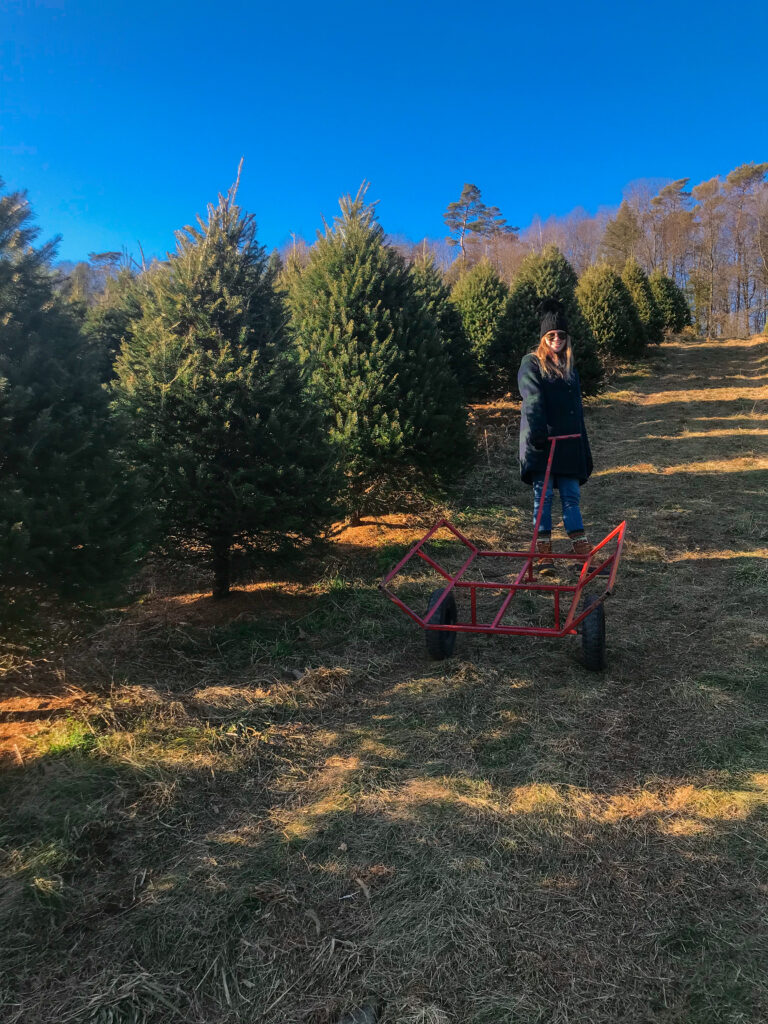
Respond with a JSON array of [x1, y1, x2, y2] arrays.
[[1, 0, 766, 262]]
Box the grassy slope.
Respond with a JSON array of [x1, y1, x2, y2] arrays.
[[1, 337, 767, 1024]]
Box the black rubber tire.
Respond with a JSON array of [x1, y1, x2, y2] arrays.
[[425, 587, 458, 660], [580, 595, 606, 671]]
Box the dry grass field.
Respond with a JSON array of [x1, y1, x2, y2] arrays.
[[1, 336, 767, 1023]]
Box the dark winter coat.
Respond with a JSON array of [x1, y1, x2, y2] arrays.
[[517, 353, 593, 485]]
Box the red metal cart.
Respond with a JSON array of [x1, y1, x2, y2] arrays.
[[380, 435, 626, 670]]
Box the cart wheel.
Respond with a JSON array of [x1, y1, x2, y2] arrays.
[[425, 587, 458, 660], [580, 595, 606, 671]]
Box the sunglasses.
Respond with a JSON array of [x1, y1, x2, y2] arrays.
[[545, 331, 567, 342]]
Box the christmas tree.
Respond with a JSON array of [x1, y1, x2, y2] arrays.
[[507, 245, 603, 393], [622, 258, 664, 344], [83, 266, 144, 380], [287, 187, 471, 521], [576, 263, 646, 358], [410, 252, 474, 395], [0, 182, 145, 600], [450, 261, 511, 397], [114, 174, 336, 598], [601, 201, 643, 268], [649, 270, 692, 334]]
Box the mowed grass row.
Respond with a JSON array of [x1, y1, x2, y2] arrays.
[[1, 338, 767, 1024]]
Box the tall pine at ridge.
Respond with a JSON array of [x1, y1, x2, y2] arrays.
[[287, 187, 471, 522], [114, 175, 336, 598]]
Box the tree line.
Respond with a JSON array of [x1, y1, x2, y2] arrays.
[[1, 175, 693, 608], [436, 164, 766, 339]]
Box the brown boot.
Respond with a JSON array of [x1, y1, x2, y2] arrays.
[[570, 535, 591, 557], [536, 536, 556, 576], [570, 533, 609, 575], [569, 532, 590, 575]]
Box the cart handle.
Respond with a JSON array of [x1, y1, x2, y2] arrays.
[[529, 434, 583, 554]]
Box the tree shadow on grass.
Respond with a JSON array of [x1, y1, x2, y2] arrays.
[[3, 728, 767, 1024]]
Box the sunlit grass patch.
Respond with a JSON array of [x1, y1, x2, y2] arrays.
[[374, 776, 502, 824], [597, 456, 768, 475], [35, 717, 97, 757], [274, 789, 355, 843], [624, 539, 666, 561]]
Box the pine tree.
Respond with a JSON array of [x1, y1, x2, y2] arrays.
[[0, 182, 145, 600], [443, 183, 516, 265], [506, 245, 603, 393], [83, 266, 144, 380], [648, 270, 693, 334], [450, 261, 510, 396], [602, 201, 643, 269], [287, 187, 471, 521], [114, 177, 336, 598], [576, 263, 646, 358], [622, 258, 664, 344], [505, 276, 542, 376], [409, 253, 474, 395]]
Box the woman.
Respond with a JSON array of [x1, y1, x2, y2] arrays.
[[517, 298, 593, 574]]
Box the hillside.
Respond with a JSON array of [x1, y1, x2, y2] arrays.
[[1, 336, 767, 1024]]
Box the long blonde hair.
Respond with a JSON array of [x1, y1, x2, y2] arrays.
[[534, 334, 575, 380]]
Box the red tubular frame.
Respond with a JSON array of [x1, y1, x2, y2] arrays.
[[380, 435, 626, 640]]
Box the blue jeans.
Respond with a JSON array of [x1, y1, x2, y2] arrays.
[[532, 475, 584, 534]]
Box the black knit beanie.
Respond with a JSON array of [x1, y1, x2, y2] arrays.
[[539, 297, 569, 337]]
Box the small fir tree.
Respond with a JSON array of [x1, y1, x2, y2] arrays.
[[0, 182, 145, 599], [83, 266, 144, 380], [505, 276, 542, 375], [648, 269, 692, 334], [287, 187, 471, 521], [450, 260, 511, 397], [576, 263, 646, 358], [506, 245, 603, 393], [622, 258, 664, 344], [409, 254, 474, 394], [114, 178, 336, 598]]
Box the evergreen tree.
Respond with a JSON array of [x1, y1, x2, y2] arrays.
[[443, 183, 516, 264], [287, 187, 471, 521], [114, 178, 336, 598], [58, 251, 122, 317], [622, 258, 665, 344], [505, 276, 542, 376], [507, 245, 603, 393], [409, 253, 474, 394], [450, 260, 510, 396], [602, 201, 643, 269], [576, 263, 646, 358], [0, 182, 145, 600], [83, 266, 144, 380], [648, 269, 693, 334]]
